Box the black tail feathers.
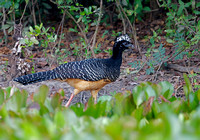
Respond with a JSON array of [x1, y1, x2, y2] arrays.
[[13, 70, 59, 85]]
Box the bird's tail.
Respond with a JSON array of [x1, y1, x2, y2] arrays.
[[13, 70, 59, 85]]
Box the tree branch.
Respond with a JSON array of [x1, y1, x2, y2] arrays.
[[115, 0, 141, 55], [2, 7, 7, 43], [90, 0, 103, 58], [20, 1, 28, 23], [115, 0, 126, 33]]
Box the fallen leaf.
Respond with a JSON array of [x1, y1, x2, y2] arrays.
[[25, 59, 32, 63], [38, 61, 48, 67], [1, 58, 9, 61], [0, 47, 11, 55], [190, 70, 194, 75]]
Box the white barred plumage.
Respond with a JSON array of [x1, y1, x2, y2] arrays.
[[116, 34, 131, 42]]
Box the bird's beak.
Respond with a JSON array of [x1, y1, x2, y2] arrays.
[[127, 43, 134, 48]]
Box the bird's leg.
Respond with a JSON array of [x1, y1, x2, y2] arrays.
[[91, 89, 100, 104], [94, 97, 97, 104], [65, 93, 74, 107], [65, 89, 80, 107], [83, 102, 88, 112], [84, 90, 99, 111]]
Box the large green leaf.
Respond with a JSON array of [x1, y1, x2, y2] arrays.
[[51, 93, 61, 110], [183, 74, 192, 97], [159, 81, 174, 99], [54, 111, 65, 128], [5, 89, 27, 112], [132, 85, 146, 107], [0, 89, 5, 105], [0, 81, 200, 139], [34, 85, 49, 104], [145, 85, 156, 99]]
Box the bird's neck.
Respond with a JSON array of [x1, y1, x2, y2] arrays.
[[111, 50, 123, 59], [109, 49, 123, 67]]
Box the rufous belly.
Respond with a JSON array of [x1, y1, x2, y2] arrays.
[[61, 78, 112, 91]]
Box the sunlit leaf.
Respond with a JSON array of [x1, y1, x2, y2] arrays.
[[123, 94, 136, 115], [5, 87, 11, 99], [29, 26, 34, 32], [189, 91, 199, 110], [113, 93, 125, 115], [83, 99, 107, 118], [132, 85, 146, 107], [34, 85, 49, 104], [54, 111, 65, 128], [98, 95, 112, 103], [0, 89, 5, 105], [30, 37, 39, 44], [51, 93, 61, 110], [0, 105, 8, 119], [183, 74, 192, 96], [1, 24, 10, 30], [5, 90, 22, 111], [8, 26, 13, 33], [132, 106, 143, 120], [145, 85, 156, 99], [159, 81, 174, 99], [197, 89, 200, 101], [139, 117, 149, 128]]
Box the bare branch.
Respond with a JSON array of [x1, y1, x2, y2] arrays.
[[2, 7, 7, 43], [31, 0, 37, 25], [57, 12, 66, 48], [90, 0, 103, 58], [115, 0, 141, 55], [115, 0, 126, 33], [65, 9, 88, 44], [20, 1, 28, 23]]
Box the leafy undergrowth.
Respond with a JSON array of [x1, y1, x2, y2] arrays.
[[0, 75, 200, 139]]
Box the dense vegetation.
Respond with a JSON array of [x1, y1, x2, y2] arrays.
[[0, 75, 200, 139], [0, 0, 200, 139]]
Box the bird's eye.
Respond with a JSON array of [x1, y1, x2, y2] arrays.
[[124, 42, 128, 45]]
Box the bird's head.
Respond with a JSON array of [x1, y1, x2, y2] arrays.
[[114, 34, 134, 51]]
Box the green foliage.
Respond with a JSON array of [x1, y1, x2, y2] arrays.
[[189, 73, 200, 89], [19, 23, 68, 64], [66, 3, 98, 33], [133, 1, 200, 76], [94, 44, 102, 54], [55, 1, 102, 58], [0, 0, 12, 9], [20, 23, 57, 48], [163, 0, 200, 58], [132, 81, 173, 108], [120, 0, 151, 22], [147, 44, 168, 74], [55, 48, 71, 64], [31, 65, 35, 74], [1, 21, 14, 34], [129, 43, 168, 75], [0, 77, 200, 139], [33, 85, 49, 104]]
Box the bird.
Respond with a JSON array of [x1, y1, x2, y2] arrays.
[[13, 34, 134, 107]]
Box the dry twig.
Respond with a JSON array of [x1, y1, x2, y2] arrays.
[[89, 0, 103, 58]]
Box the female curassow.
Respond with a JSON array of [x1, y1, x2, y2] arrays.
[[14, 34, 134, 107]]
